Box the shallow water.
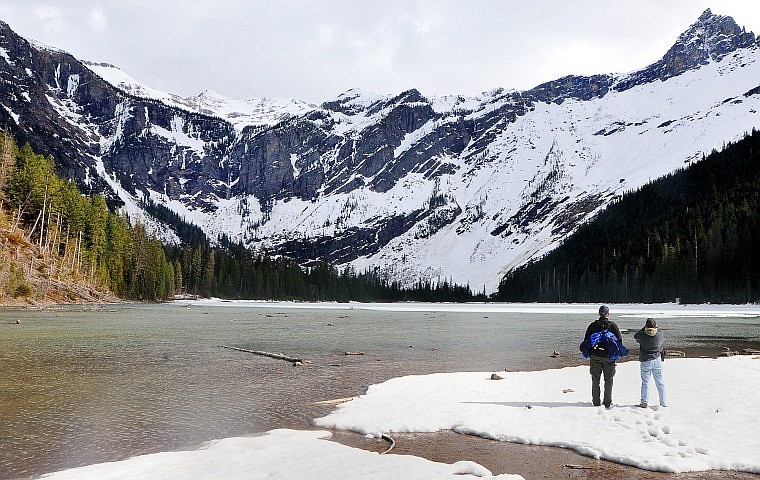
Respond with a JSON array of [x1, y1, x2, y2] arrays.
[[1, 303, 758, 479]]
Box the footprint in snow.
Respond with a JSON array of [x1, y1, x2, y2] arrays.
[[662, 438, 679, 447]]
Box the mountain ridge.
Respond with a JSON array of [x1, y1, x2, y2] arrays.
[[1, 9, 759, 292], [497, 129, 760, 304]]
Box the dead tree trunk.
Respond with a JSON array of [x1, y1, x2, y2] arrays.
[[218, 344, 311, 365]]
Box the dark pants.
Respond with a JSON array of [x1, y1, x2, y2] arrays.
[[590, 356, 616, 407]]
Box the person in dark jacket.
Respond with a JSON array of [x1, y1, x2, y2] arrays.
[[634, 318, 666, 408], [583, 305, 623, 409]]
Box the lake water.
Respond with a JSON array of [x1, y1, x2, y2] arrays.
[[1, 302, 759, 479]]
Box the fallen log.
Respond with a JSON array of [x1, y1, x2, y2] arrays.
[[380, 434, 396, 455], [218, 345, 311, 365], [306, 397, 356, 406]]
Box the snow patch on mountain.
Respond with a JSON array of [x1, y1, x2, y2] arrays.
[[0, 46, 13, 66], [94, 156, 181, 245], [150, 115, 206, 152]]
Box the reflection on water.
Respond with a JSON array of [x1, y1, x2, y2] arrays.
[[0, 303, 758, 479]]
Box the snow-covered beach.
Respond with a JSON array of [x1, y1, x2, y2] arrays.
[[316, 356, 760, 474], [35, 302, 760, 479]]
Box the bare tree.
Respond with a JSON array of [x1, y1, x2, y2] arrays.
[[0, 131, 15, 196]]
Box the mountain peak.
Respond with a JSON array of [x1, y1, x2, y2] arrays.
[[322, 88, 388, 115], [669, 9, 757, 65], [615, 9, 758, 91]]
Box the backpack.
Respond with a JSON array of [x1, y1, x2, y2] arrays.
[[580, 328, 629, 360], [590, 329, 612, 356]]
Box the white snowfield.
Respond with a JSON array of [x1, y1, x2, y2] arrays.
[[316, 356, 760, 474], [39, 356, 759, 478], [39, 429, 522, 480]]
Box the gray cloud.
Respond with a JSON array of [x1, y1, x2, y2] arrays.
[[0, 0, 758, 103]]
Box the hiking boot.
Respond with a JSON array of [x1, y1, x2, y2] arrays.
[[638, 402, 648, 408]]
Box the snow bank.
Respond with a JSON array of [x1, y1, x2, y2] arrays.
[[39, 429, 522, 480], [316, 356, 760, 473]]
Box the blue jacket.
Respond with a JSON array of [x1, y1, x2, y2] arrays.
[[580, 318, 629, 361]]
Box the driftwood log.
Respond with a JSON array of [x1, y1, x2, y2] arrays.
[[380, 434, 396, 455], [218, 345, 311, 365], [306, 397, 356, 406]]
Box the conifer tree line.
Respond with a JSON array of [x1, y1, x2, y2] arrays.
[[497, 130, 760, 304], [0, 132, 174, 300], [0, 132, 481, 302], [165, 238, 479, 302]]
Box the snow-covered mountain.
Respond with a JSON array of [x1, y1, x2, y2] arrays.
[[83, 61, 315, 131], [1, 9, 759, 292]]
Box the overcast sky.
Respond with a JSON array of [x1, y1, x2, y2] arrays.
[[0, 1, 759, 104]]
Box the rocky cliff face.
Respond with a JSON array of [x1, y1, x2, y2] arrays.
[[0, 10, 759, 291]]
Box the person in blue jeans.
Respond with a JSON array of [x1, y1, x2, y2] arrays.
[[634, 318, 666, 408]]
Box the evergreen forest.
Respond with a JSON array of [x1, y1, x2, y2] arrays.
[[496, 130, 760, 304]]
